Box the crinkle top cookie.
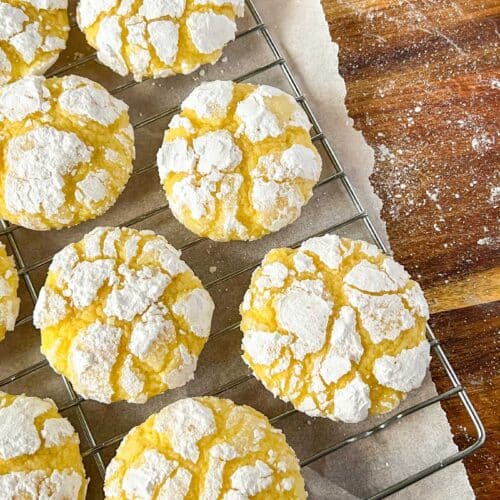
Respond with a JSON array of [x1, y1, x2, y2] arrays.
[[77, 0, 244, 81], [104, 397, 307, 499], [34, 226, 215, 404], [0, 242, 20, 342], [0, 75, 134, 230], [0, 392, 88, 499], [157, 81, 322, 241], [0, 0, 69, 84], [240, 235, 431, 424]]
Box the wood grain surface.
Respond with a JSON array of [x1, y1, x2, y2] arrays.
[[321, 0, 499, 497]]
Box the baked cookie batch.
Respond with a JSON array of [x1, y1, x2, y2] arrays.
[[0, 3, 432, 498]]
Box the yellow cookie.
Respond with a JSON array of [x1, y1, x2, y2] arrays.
[[240, 235, 431, 424], [157, 81, 322, 241], [0, 242, 20, 342], [0, 0, 69, 84], [0, 392, 88, 498], [104, 397, 307, 499], [0, 74, 134, 230], [77, 0, 244, 81], [34, 226, 215, 404]]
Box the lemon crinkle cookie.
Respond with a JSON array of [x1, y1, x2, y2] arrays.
[[34, 226, 215, 404], [0, 74, 134, 230], [104, 397, 306, 499], [157, 80, 322, 241], [0, 242, 20, 342], [240, 235, 431, 424], [0, 392, 88, 498], [77, 0, 244, 81], [0, 0, 69, 84]]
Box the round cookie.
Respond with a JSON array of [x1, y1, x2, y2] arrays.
[[0, 242, 20, 342], [0, 0, 69, 84], [0, 392, 88, 498], [0, 75, 134, 230], [77, 0, 244, 82], [157, 81, 322, 241], [104, 397, 306, 499], [34, 226, 215, 404], [240, 235, 431, 424]]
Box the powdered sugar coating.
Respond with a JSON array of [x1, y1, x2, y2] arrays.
[[0, 469, 83, 499], [333, 374, 371, 423], [0, 392, 88, 499], [158, 81, 322, 241], [41, 418, 77, 448], [344, 287, 415, 344], [35, 227, 214, 403], [0, 75, 134, 230], [182, 80, 234, 119], [104, 397, 306, 499], [121, 449, 179, 498], [373, 340, 431, 392], [77, 0, 243, 81], [187, 11, 236, 54], [0, 75, 49, 121], [0, 394, 51, 460], [241, 235, 431, 423], [0, 242, 20, 341], [70, 321, 123, 403], [6, 126, 92, 217], [0, 0, 68, 84], [59, 80, 129, 126]]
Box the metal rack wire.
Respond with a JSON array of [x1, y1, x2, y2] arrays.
[[0, 1, 485, 498]]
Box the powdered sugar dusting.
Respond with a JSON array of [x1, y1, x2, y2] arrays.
[[373, 340, 431, 392], [154, 398, 216, 462], [0, 394, 51, 459], [5, 126, 91, 218]]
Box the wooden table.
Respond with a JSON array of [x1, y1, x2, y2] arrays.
[[321, 0, 499, 497]]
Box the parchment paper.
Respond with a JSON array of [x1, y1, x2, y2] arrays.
[[253, 0, 474, 497], [0, 0, 474, 498]]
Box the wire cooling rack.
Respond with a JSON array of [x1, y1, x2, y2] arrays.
[[0, 0, 485, 498]]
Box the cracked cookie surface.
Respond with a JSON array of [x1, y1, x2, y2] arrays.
[[0, 392, 88, 499], [34, 226, 215, 404], [0, 75, 134, 230], [240, 235, 431, 423], [0, 0, 69, 84], [104, 397, 306, 499], [0, 242, 20, 342], [77, 0, 244, 81], [157, 81, 322, 241]]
